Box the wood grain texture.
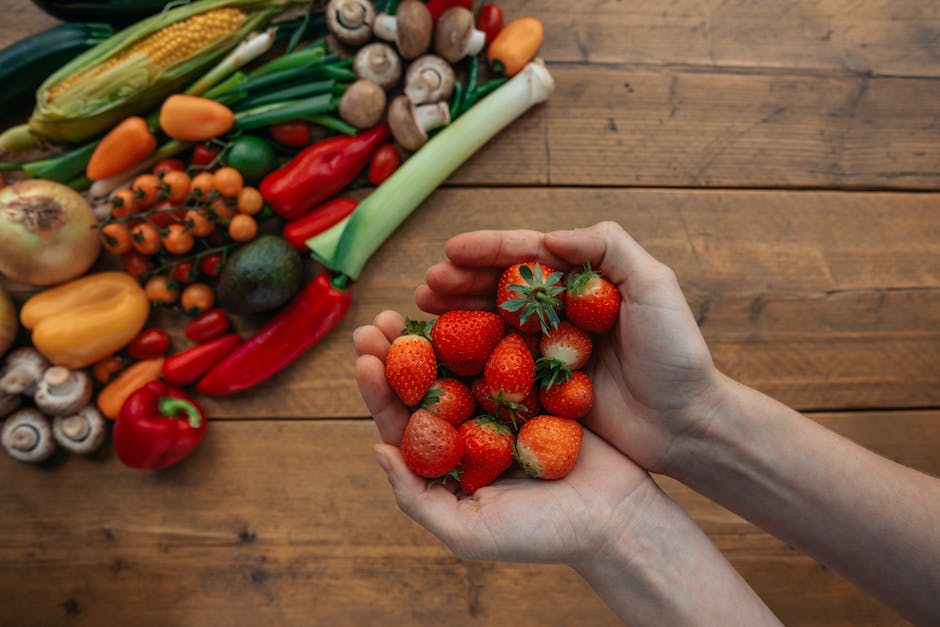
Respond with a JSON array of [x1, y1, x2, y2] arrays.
[[2, 412, 935, 626]]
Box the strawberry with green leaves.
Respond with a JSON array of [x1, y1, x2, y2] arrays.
[[514, 415, 583, 480], [472, 377, 539, 429], [430, 310, 505, 376], [536, 321, 593, 389], [484, 333, 535, 404], [458, 416, 515, 495], [422, 378, 476, 427], [401, 408, 464, 479], [384, 319, 438, 407], [539, 371, 593, 420], [497, 262, 566, 334], [565, 263, 621, 335]]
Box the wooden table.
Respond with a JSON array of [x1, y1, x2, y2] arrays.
[[2, 2, 938, 625]]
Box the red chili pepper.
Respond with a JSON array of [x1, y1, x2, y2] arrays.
[[162, 333, 241, 387], [425, 0, 472, 21], [192, 144, 220, 167], [259, 124, 389, 220], [476, 4, 503, 43], [368, 144, 401, 185], [152, 159, 186, 176], [269, 120, 312, 147], [197, 273, 352, 395], [185, 309, 231, 343], [282, 198, 357, 251], [127, 329, 170, 360], [113, 381, 208, 470], [199, 252, 224, 278]]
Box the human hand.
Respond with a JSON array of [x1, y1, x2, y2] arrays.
[[416, 221, 721, 475], [354, 309, 653, 565]]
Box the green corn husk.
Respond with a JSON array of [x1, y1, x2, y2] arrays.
[[29, 0, 307, 144]]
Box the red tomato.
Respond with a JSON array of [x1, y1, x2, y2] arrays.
[[270, 120, 312, 147], [368, 144, 401, 185], [185, 309, 231, 343], [121, 251, 151, 278], [199, 252, 224, 278], [148, 200, 187, 227], [152, 159, 186, 177], [192, 144, 221, 167], [170, 260, 196, 284], [477, 4, 504, 43], [127, 329, 170, 360]]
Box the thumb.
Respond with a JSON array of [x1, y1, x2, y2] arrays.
[[544, 221, 665, 288]]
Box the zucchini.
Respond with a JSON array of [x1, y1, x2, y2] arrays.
[[30, 0, 175, 26], [0, 22, 114, 116]]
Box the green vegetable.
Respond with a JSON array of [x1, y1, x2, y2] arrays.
[[29, 0, 175, 26], [223, 135, 277, 183]]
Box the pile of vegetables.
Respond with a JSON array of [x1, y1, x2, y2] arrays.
[[0, 0, 552, 469]]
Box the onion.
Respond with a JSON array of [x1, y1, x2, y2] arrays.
[[0, 286, 15, 357], [0, 180, 100, 286]]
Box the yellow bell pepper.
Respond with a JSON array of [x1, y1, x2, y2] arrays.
[[21, 272, 149, 369]]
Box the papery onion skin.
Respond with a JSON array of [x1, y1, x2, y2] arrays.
[[0, 180, 100, 286], [0, 286, 15, 358]]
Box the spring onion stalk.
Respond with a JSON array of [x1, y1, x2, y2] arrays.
[[234, 94, 335, 129], [248, 44, 327, 77], [233, 79, 336, 110], [0, 124, 43, 153], [309, 60, 555, 280], [305, 114, 358, 136], [185, 28, 277, 97], [203, 71, 248, 100]]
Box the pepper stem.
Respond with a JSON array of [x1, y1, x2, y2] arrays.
[[158, 397, 202, 429]]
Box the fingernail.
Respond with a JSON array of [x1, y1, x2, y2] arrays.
[[372, 445, 391, 474]]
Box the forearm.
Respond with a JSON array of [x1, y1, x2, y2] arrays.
[[670, 373, 940, 624], [574, 480, 780, 626]]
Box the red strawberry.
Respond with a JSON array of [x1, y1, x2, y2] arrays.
[[385, 319, 437, 406], [537, 321, 593, 388], [520, 332, 542, 357], [430, 310, 505, 376], [484, 333, 535, 404], [539, 371, 593, 419], [422, 378, 476, 427], [471, 377, 499, 415], [496, 262, 566, 334], [401, 408, 464, 478], [565, 263, 621, 334], [514, 415, 583, 480], [472, 377, 539, 428], [458, 417, 515, 495]]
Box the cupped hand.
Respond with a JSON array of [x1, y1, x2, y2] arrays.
[[415, 221, 721, 475], [354, 310, 653, 566]]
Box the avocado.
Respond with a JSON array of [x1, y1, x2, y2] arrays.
[[216, 235, 303, 314]]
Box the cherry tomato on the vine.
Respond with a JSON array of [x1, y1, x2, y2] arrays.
[[199, 253, 224, 278], [185, 309, 231, 343], [152, 159, 186, 177], [181, 283, 215, 315], [368, 144, 401, 185], [170, 260, 196, 284], [127, 328, 170, 360], [121, 251, 151, 278], [269, 120, 312, 147], [192, 144, 221, 167]]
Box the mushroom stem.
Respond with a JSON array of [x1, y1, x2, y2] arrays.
[[466, 29, 486, 56], [53, 406, 107, 455], [10, 423, 40, 452], [60, 414, 91, 441], [42, 366, 72, 394], [373, 13, 398, 41], [414, 102, 450, 132]]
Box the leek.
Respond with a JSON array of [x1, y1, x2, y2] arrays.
[[307, 60, 555, 280]]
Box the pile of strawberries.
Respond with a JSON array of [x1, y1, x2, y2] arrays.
[[384, 261, 621, 494]]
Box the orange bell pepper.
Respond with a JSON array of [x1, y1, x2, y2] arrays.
[[20, 272, 150, 369], [487, 17, 544, 76], [97, 357, 165, 420], [86, 116, 157, 181]]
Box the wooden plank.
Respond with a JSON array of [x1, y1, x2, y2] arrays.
[[2, 412, 935, 626], [158, 187, 940, 419]]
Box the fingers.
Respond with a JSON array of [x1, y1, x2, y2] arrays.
[[373, 444, 458, 539], [425, 261, 502, 297], [415, 284, 496, 315], [444, 229, 569, 270], [543, 222, 664, 287], [353, 310, 409, 445]]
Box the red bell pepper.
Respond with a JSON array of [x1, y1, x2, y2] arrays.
[[162, 333, 241, 387], [197, 273, 352, 395], [185, 309, 231, 343], [426, 0, 472, 21], [283, 198, 357, 251], [259, 124, 389, 220], [113, 381, 208, 470]]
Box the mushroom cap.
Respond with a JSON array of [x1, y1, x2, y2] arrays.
[[339, 80, 388, 129], [325, 0, 376, 47], [33, 367, 93, 417], [354, 43, 403, 90], [0, 347, 49, 395], [388, 95, 427, 151], [2, 408, 55, 463], [434, 7, 477, 63], [404, 55, 456, 104], [53, 406, 107, 455], [395, 0, 433, 59], [0, 391, 20, 418]]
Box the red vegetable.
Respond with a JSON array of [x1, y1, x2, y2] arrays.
[[185, 309, 231, 343], [127, 329, 170, 360], [198, 252, 224, 278], [152, 159, 186, 176], [197, 273, 352, 395], [260, 124, 389, 220], [192, 144, 220, 167], [425, 0, 472, 21], [121, 251, 151, 278], [368, 144, 401, 185], [113, 381, 207, 470], [476, 4, 503, 43], [270, 120, 312, 147], [147, 200, 187, 228], [162, 333, 241, 387], [170, 260, 195, 284], [282, 198, 357, 251]]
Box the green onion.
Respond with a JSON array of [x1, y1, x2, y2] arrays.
[[248, 44, 326, 77], [308, 60, 555, 280], [305, 114, 358, 136], [234, 79, 336, 110], [234, 94, 335, 129]]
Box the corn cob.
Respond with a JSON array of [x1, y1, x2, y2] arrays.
[[29, 0, 307, 144]]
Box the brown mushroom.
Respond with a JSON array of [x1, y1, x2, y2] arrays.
[[0, 391, 20, 419], [354, 43, 403, 90], [0, 347, 50, 396], [387, 95, 450, 151], [404, 55, 456, 104], [373, 0, 432, 60], [53, 405, 107, 455], [434, 7, 486, 63], [2, 408, 55, 463], [325, 0, 376, 47], [339, 80, 388, 129], [33, 367, 93, 417]]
